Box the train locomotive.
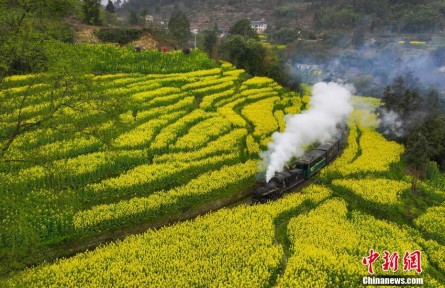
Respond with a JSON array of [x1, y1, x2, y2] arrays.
[[252, 129, 347, 204]]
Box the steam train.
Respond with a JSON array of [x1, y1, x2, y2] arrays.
[[252, 129, 348, 204]]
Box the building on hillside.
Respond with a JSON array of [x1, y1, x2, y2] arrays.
[[251, 19, 267, 34], [295, 63, 318, 71], [218, 27, 230, 38], [145, 15, 154, 23]]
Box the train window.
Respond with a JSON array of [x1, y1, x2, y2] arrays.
[[296, 163, 305, 170]]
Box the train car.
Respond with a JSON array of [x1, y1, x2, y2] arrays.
[[253, 168, 305, 203], [316, 141, 340, 163], [294, 138, 341, 180], [252, 134, 345, 204], [295, 149, 327, 180]]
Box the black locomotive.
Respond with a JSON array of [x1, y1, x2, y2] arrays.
[[252, 130, 347, 204]]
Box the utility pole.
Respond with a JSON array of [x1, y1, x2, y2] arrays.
[[192, 28, 198, 48]]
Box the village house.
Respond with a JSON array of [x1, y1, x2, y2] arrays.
[[251, 19, 267, 34], [218, 27, 230, 38]]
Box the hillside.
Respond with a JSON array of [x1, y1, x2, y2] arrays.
[[120, 0, 316, 30], [119, 0, 445, 33], [3, 93, 445, 286]]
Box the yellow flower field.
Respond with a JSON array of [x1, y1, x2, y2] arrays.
[[2, 49, 444, 287]]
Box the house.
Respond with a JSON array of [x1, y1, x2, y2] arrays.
[[251, 19, 267, 34], [145, 15, 154, 23], [218, 27, 230, 38], [295, 64, 317, 71]]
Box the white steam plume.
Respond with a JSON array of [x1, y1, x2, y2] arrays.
[[264, 82, 353, 181], [378, 109, 405, 138]]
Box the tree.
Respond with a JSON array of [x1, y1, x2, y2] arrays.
[[202, 26, 218, 57], [402, 4, 441, 33], [382, 73, 422, 118], [128, 10, 139, 25], [404, 132, 430, 191], [425, 88, 441, 113], [168, 11, 191, 47], [140, 7, 148, 17], [229, 19, 259, 40], [0, 0, 75, 80], [400, 89, 422, 117], [419, 113, 445, 163], [220, 35, 265, 76], [83, 0, 102, 25], [351, 17, 369, 49], [0, 41, 132, 164], [316, 6, 359, 30], [105, 0, 115, 13]]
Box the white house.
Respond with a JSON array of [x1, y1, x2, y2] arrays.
[[145, 15, 154, 23], [218, 27, 230, 38], [251, 19, 267, 34]]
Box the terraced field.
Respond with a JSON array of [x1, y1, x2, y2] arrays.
[[0, 53, 307, 275]]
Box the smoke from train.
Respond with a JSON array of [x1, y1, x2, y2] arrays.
[[263, 82, 354, 181]]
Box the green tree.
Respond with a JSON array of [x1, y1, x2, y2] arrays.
[[401, 4, 441, 33], [316, 6, 359, 30], [404, 132, 430, 191], [202, 26, 218, 57], [382, 73, 422, 118], [83, 0, 102, 25], [129, 10, 139, 25], [0, 0, 75, 79], [425, 88, 441, 114], [220, 35, 265, 76], [419, 113, 445, 164], [351, 17, 368, 48], [168, 11, 191, 47], [141, 7, 148, 17], [229, 19, 259, 40], [95, 28, 143, 45], [105, 0, 115, 14]]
